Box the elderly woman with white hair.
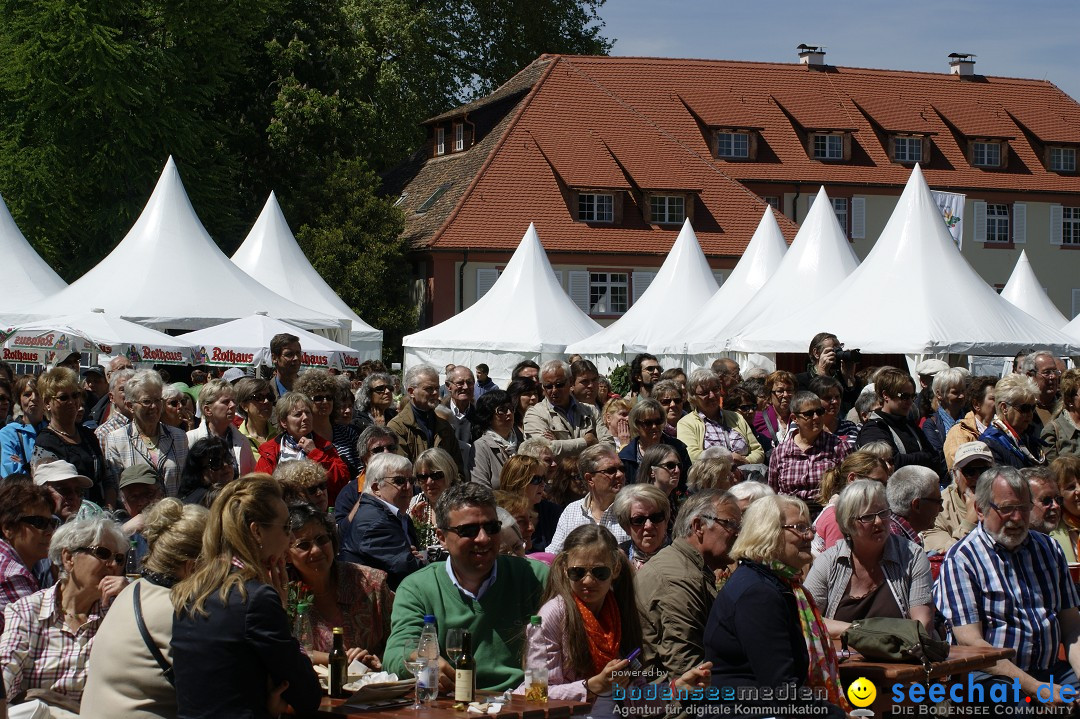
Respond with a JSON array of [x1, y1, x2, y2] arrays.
[[728, 480, 775, 512], [338, 452, 423, 589], [0, 516, 127, 709], [978, 374, 1046, 469], [613, 484, 671, 568], [804, 479, 934, 638], [921, 367, 971, 458], [185, 378, 255, 476]]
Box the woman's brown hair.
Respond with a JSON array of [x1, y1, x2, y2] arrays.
[[818, 451, 889, 504], [499, 455, 545, 495]]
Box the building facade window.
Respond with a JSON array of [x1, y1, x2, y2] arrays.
[[813, 134, 843, 160], [435, 127, 445, 156], [578, 193, 614, 222], [1051, 147, 1077, 172], [589, 272, 628, 314], [454, 124, 464, 151], [1064, 207, 1080, 245], [986, 203, 1009, 242], [762, 196, 780, 210], [894, 137, 922, 163], [831, 198, 849, 235], [717, 132, 749, 158], [650, 195, 685, 224], [973, 141, 1001, 168]]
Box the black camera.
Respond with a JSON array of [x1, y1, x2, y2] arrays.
[[836, 348, 862, 363]]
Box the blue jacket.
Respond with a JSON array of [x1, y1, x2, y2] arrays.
[[0, 420, 45, 477], [618, 435, 692, 487], [339, 493, 422, 589], [979, 424, 1045, 469]]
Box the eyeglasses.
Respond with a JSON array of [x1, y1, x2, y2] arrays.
[[783, 523, 814, 536], [654, 460, 679, 472], [311, 395, 334, 403], [76, 545, 125, 565], [207, 455, 234, 471], [1035, 495, 1063, 508], [132, 398, 163, 408], [293, 533, 333, 553], [918, 496, 944, 506], [592, 465, 623, 477], [1037, 369, 1063, 378], [566, 565, 612, 582], [795, 408, 827, 419], [369, 385, 392, 394], [19, 515, 60, 531], [416, 471, 445, 483], [703, 514, 741, 533], [736, 403, 756, 413], [854, 509, 891, 524], [642, 366, 663, 374], [54, 391, 83, 403], [165, 398, 183, 408], [305, 482, 328, 495], [445, 520, 502, 539], [449, 379, 475, 388], [247, 393, 274, 403], [989, 501, 1033, 516], [637, 418, 664, 428], [383, 475, 414, 488], [959, 464, 990, 479], [658, 397, 681, 405], [529, 475, 546, 486], [1009, 403, 1037, 414], [541, 381, 567, 391], [628, 511, 667, 527], [772, 389, 794, 396], [892, 392, 916, 401], [494, 406, 514, 416], [368, 444, 397, 455], [694, 388, 721, 398]]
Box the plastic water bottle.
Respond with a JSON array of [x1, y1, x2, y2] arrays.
[[524, 615, 548, 702], [416, 614, 440, 703], [293, 600, 315, 655]]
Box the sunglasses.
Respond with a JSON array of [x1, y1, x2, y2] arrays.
[[207, 456, 234, 471], [445, 520, 502, 539], [736, 404, 756, 413], [593, 466, 623, 477], [54, 391, 83, 403], [892, 392, 916, 401], [796, 408, 827, 419], [654, 461, 679, 472], [305, 482, 328, 495], [628, 511, 666, 527], [416, 471, 445, 482], [1036, 496, 1064, 507], [311, 395, 334, 403], [541, 381, 567, 391], [637, 418, 664, 428], [642, 366, 663, 374], [19, 515, 60, 531], [293, 533, 333, 552], [959, 464, 990, 478], [369, 385, 392, 393], [368, 444, 397, 455], [384, 475, 414, 488], [165, 399, 183, 408], [566, 565, 612, 582], [529, 475, 546, 486], [495, 406, 514, 415], [247, 393, 274, 403], [76, 545, 125, 565], [658, 397, 681, 405], [1009, 403, 1037, 414]]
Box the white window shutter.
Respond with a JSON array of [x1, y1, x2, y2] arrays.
[[1051, 205, 1064, 246], [632, 271, 657, 304], [1012, 203, 1026, 243], [475, 268, 499, 301], [973, 201, 987, 242], [851, 197, 866, 239], [712, 270, 724, 287], [568, 271, 590, 313]]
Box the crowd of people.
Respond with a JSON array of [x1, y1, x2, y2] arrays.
[[0, 331, 1078, 716]]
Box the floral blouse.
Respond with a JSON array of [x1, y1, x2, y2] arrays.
[[310, 562, 393, 657]]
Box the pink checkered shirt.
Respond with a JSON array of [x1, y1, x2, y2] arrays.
[[0, 539, 39, 634]]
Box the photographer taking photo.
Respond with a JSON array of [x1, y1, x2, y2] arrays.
[[796, 332, 863, 414]]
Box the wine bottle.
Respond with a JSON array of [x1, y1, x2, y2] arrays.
[[453, 630, 475, 703], [329, 627, 348, 698]]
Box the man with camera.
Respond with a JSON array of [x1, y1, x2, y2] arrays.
[[795, 332, 862, 413]]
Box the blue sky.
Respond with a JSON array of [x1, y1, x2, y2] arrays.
[[597, 0, 1080, 101]]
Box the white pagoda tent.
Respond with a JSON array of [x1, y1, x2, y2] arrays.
[[12, 158, 346, 336], [1000, 250, 1070, 329], [739, 165, 1078, 367], [232, 193, 382, 359], [660, 207, 788, 371], [686, 187, 860, 369], [565, 219, 720, 375], [403, 224, 601, 388], [0, 193, 67, 320], [178, 313, 359, 371]]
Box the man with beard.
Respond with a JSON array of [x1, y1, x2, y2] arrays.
[[629, 353, 662, 400], [1024, 466, 1073, 560], [935, 467, 1080, 706]]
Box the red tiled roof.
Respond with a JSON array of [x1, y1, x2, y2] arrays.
[[530, 129, 630, 189], [1006, 105, 1080, 145], [932, 99, 1016, 139], [850, 95, 936, 135], [678, 91, 764, 130], [771, 90, 861, 131]]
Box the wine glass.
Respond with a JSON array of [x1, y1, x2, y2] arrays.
[[402, 635, 425, 711], [445, 628, 465, 667]]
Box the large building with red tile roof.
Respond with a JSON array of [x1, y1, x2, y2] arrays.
[[383, 50, 1080, 329]]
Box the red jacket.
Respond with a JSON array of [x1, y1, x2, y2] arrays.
[[255, 434, 352, 505]]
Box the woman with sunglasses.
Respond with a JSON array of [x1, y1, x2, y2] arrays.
[[353, 372, 398, 429], [652, 379, 686, 439], [178, 436, 237, 507], [507, 378, 541, 440], [499, 455, 561, 552], [256, 391, 350, 504], [408, 447, 459, 550], [34, 367, 111, 507], [976, 374, 1045, 469], [856, 368, 942, 476], [296, 370, 362, 479], [613, 483, 670, 568], [234, 377, 277, 454], [679, 370, 763, 469], [470, 390, 518, 489], [171, 475, 320, 719], [162, 383, 194, 432], [620, 399, 691, 488], [0, 375, 46, 478], [768, 392, 850, 517], [0, 482, 58, 623], [705, 495, 848, 718], [274, 459, 331, 513], [286, 503, 391, 669], [804, 480, 935, 638], [808, 375, 861, 449], [185, 378, 256, 477], [0, 516, 127, 708]]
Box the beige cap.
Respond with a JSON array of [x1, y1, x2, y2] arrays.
[[953, 441, 993, 470], [33, 460, 93, 489]]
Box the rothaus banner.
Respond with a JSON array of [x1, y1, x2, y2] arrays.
[[931, 190, 966, 250]]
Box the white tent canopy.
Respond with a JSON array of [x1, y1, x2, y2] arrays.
[[565, 219, 720, 374], [232, 193, 382, 359], [739, 165, 1078, 358], [1000, 250, 1070, 329], [12, 158, 346, 336], [663, 207, 788, 370], [403, 223, 601, 388], [178, 313, 360, 371], [0, 193, 67, 320]]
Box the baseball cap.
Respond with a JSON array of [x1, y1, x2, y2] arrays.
[[222, 367, 247, 384], [915, 359, 950, 376], [81, 365, 106, 380], [953, 441, 993, 470], [33, 460, 93, 489], [119, 464, 159, 490]]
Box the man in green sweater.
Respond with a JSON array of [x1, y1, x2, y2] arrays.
[[384, 482, 549, 692]]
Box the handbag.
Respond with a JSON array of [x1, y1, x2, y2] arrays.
[[841, 617, 949, 669]]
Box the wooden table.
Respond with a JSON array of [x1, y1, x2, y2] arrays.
[[837, 644, 1014, 716], [316, 692, 590, 718]]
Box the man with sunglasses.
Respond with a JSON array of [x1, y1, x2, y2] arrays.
[[629, 353, 663, 401], [936, 467, 1080, 708], [384, 482, 548, 693], [924, 441, 994, 554], [335, 425, 399, 534], [523, 360, 613, 459]]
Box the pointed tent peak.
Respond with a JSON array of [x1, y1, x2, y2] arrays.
[[500, 223, 557, 282], [1001, 248, 1069, 328], [782, 185, 859, 273], [1016, 249, 1031, 264], [747, 206, 789, 256], [645, 218, 715, 293]]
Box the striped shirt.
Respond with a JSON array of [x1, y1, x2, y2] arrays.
[[934, 524, 1079, 672]]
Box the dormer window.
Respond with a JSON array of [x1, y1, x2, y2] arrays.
[[454, 124, 464, 152], [649, 195, 686, 224], [893, 137, 923, 164], [435, 127, 445, 156], [811, 133, 846, 160], [972, 140, 1002, 168], [578, 193, 614, 222], [717, 131, 750, 159], [1050, 147, 1077, 173]]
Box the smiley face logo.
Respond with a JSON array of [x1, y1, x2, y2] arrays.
[[847, 676, 877, 708]]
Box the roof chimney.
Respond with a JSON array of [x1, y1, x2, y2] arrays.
[[797, 44, 826, 67], [948, 52, 976, 77]]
